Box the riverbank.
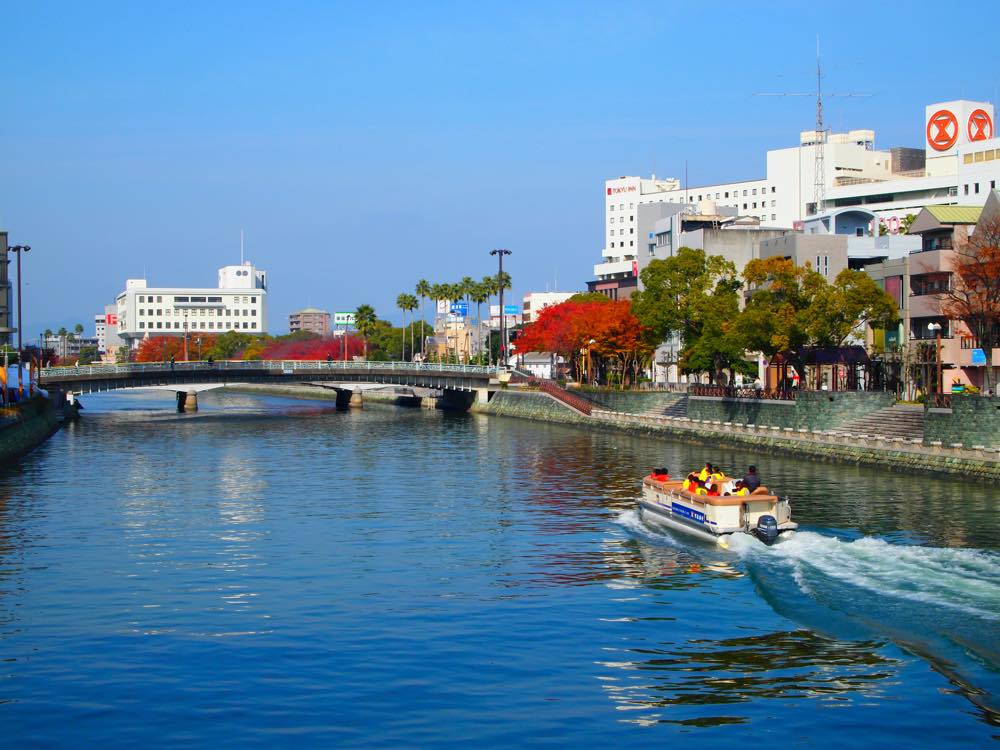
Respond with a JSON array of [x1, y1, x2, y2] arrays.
[[474, 390, 1000, 481], [0, 394, 69, 464]]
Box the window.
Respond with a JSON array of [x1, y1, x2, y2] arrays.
[[138, 322, 145, 329], [724, 191, 729, 198], [856, 228, 864, 237], [619, 229, 624, 235], [243, 322, 249, 329], [752, 188, 757, 195], [156, 322, 162, 329], [743, 190, 747, 196], [771, 187, 776, 193], [629, 241, 634, 247], [964, 184, 969, 195], [156, 296, 162, 303], [629, 228, 634, 234], [610, 205, 615, 211], [251, 309, 257, 316], [715, 193, 720, 199], [208, 296, 222, 302], [975, 183, 980, 194], [139, 295, 145, 302], [771, 200, 776, 207], [619, 203, 624, 210], [156, 309, 161, 316], [743, 203, 747, 209], [992, 180, 996, 189], [610, 217, 615, 224], [752, 202, 757, 208], [629, 216, 633, 221], [174, 296, 189, 302], [251, 323, 257, 330], [629, 203, 634, 209], [771, 214, 776, 221], [191, 296, 206, 303], [174, 322, 180, 329]]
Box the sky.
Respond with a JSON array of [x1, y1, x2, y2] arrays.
[[3, 1, 1000, 337]]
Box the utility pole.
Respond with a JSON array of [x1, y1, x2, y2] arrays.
[[490, 248, 511, 368]]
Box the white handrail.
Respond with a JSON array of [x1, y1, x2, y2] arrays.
[[41, 360, 499, 378]]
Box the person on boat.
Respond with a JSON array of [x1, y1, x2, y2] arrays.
[[698, 462, 712, 481], [742, 466, 761, 492], [650, 467, 670, 481], [733, 481, 750, 496], [682, 473, 698, 492], [710, 465, 725, 484]]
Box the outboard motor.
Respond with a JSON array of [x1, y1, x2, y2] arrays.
[[754, 515, 779, 545]]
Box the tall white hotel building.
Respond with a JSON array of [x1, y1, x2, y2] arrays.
[[115, 261, 268, 349]]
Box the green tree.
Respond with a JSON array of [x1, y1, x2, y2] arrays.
[[207, 330, 253, 359], [737, 257, 897, 384], [469, 282, 490, 362], [73, 323, 84, 338], [354, 304, 377, 360], [632, 247, 745, 382], [568, 292, 612, 304], [404, 294, 418, 361]]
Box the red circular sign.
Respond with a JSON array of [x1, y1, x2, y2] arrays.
[[968, 108, 994, 142], [927, 109, 959, 151]]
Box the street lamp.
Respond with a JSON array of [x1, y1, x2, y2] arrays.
[[183, 309, 190, 361], [490, 248, 511, 368], [9, 244, 30, 395], [927, 322, 943, 401]]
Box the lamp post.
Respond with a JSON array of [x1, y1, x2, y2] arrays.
[[183, 310, 190, 361], [9, 245, 30, 395], [490, 248, 511, 368], [927, 322, 943, 402]]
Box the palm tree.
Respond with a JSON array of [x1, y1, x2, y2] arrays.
[[73, 323, 84, 338], [415, 279, 430, 358], [57, 327, 68, 359], [404, 294, 418, 361], [429, 284, 447, 361], [480, 276, 497, 365], [396, 293, 410, 361], [470, 281, 490, 363], [354, 304, 377, 360], [446, 283, 465, 362]]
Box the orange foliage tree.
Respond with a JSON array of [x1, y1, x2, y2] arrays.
[[936, 215, 1000, 391], [515, 300, 653, 387]]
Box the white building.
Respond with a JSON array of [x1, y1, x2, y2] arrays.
[[521, 291, 575, 322], [115, 262, 268, 349], [595, 98, 1000, 285]]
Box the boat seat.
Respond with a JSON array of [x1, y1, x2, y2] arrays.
[[751, 486, 770, 495]]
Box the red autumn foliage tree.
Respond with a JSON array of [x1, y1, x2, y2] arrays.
[[259, 335, 365, 361], [135, 335, 197, 362], [515, 299, 653, 387]]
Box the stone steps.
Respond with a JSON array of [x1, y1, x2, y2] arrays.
[[832, 404, 925, 441]]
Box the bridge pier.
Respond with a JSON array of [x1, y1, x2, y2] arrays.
[[349, 390, 363, 409], [176, 390, 199, 412]]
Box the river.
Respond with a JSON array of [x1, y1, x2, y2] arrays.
[[0, 389, 997, 747]]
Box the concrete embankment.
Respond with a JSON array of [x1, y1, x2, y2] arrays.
[[475, 389, 1000, 481], [0, 395, 65, 464]]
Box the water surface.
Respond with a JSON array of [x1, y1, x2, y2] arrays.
[[0, 389, 997, 747]]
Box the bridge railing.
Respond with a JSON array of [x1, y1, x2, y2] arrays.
[[42, 360, 500, 379]]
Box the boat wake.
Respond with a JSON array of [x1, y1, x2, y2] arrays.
[[615, 509, 1000, 722], [729, 530, 1000, 624]]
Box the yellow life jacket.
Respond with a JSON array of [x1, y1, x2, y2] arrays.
[[735, 487, 749, 496], [711, 471, 724, 482], [698, 468, 710, 481], [694, 486, 708, 496]]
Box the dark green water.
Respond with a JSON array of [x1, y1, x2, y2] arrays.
[[0, 389, 997, 747]]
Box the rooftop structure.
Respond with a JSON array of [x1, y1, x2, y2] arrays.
[[289, 307, 330, 336]]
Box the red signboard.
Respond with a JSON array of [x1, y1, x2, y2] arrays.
[[927, 109, 959, 151], [968, 108, 994, 142], [105, 313, 118, 325]]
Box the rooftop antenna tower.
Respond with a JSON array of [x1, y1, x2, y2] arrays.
[[240, 228, 245, 265], [754, 36, 870, 216]]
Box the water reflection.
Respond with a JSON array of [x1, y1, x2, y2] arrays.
[[597, 629, 897, 726]]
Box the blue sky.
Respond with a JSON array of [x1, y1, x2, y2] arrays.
[[3, 1, 999, 336]]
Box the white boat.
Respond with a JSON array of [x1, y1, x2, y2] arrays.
[[639, 474, 797, 547]]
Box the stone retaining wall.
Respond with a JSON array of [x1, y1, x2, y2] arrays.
[[470, 390, 591, 425], [924, 396, 1000, 449], [687, 391, 894, 431], [576, 390, 685, 413]]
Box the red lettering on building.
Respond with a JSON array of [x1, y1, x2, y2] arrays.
[[927, 109, 959, 151], [968, 109, 993, 142]]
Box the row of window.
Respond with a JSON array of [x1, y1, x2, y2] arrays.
[[138, 308, 256, 317], [963, 180, 996, 196], [136, 294, 257, 304], [137, 321, 258, 331], [963, 149, 1000, 164], [608, 185, 777, 210], [608, 215, 634, 223]]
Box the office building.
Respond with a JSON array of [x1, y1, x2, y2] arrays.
[[115, 261, 268, 349], [289, 307, 330, 335], [521, 292, 575, 322]]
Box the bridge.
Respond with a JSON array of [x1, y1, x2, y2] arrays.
[[40, 361, 502, 411]]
